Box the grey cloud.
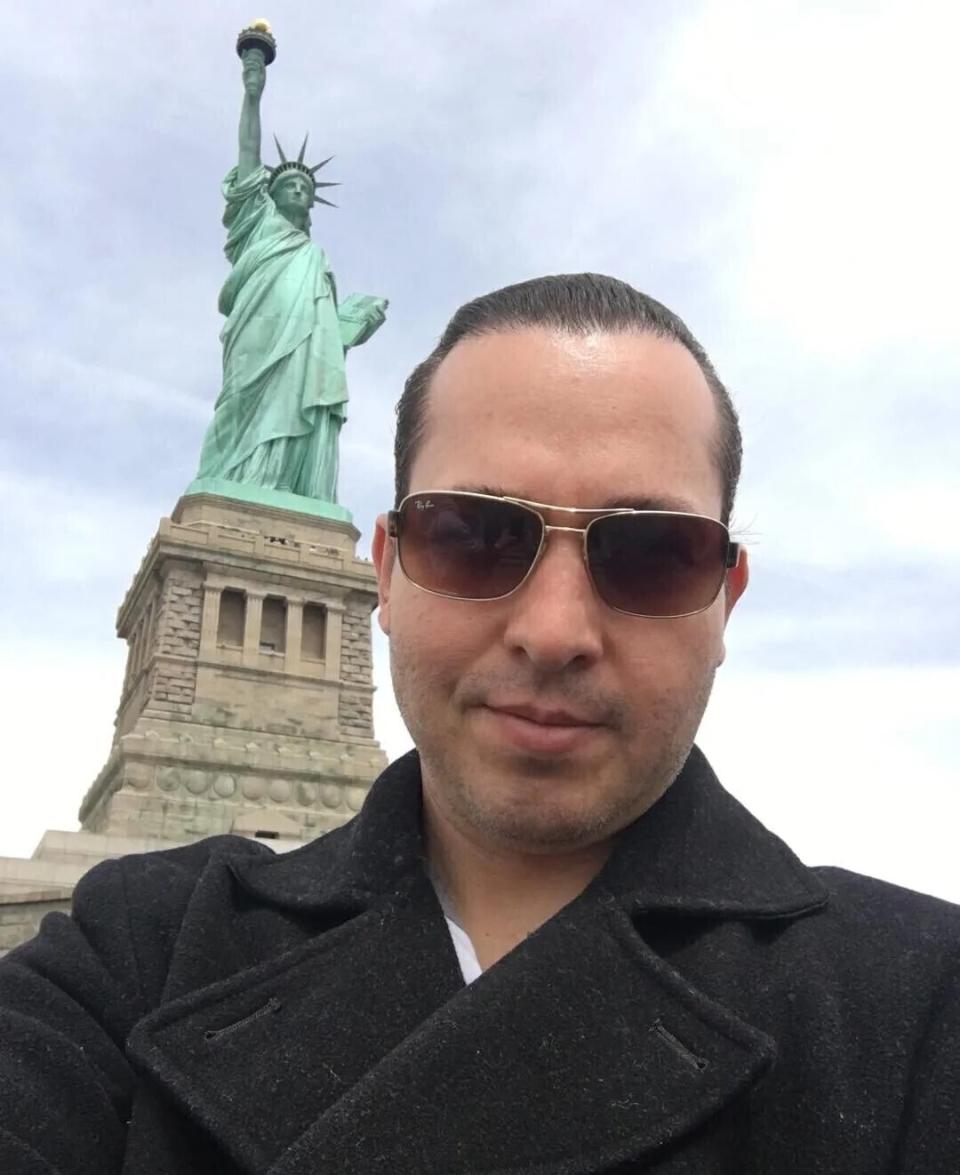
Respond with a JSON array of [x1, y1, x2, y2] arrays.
[[3, 2, 958, 690], [732, 559, 960, 671]]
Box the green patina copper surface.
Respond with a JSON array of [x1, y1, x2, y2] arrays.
[[186, 29, 387, 521], [184, 478, 354, 522]]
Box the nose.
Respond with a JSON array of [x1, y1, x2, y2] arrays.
[[501, 528, 605, 673]]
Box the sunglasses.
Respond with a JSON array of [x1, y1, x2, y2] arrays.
[[387, 491, 740, 619]]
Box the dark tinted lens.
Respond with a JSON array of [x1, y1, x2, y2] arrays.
[[587, 513, 730, 617], [397, 494, 543, 599]]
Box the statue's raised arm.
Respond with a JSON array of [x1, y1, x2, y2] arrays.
[[187, 21, 388, 516], [238, 48, 265, 179]]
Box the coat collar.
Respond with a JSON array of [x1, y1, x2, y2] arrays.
[[127, 748, 827, 1174], [228, 744, 827, 921]]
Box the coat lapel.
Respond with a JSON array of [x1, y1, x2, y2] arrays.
[[126, 748, 828, 1174], [266, 883, 776, 1174], [127, 870, 463, 1173]]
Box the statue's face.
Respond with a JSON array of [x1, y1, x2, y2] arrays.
[[272, 173, 314, 222]]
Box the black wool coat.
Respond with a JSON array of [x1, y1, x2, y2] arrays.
[[1, 748, 959, 1174]]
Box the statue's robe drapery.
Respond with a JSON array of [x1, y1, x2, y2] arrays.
[[196, 165, 387, 501]]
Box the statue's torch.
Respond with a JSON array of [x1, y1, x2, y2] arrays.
[[236, 18, 277, 65]]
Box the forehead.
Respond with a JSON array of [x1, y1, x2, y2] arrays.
[[411, 327, 723, 515], [274, 172, 310, 188]]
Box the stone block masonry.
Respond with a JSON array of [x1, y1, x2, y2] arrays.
[[0, 896, 71, 957], [77, 495, 387, 848], [341, 596, 374, 686], [156, 571, 204, 658], [1, 495, 390, 954], [339, 594, 376, 737], [147, 569, 203, 715], [339, 687, 374, 738]]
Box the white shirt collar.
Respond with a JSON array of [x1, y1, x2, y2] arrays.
[[430, 874, 483, 984]]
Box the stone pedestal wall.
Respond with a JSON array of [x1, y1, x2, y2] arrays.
[[0, 492, 392, 954], [79, 493, 388, 844], [339, 597, 377, 737], [0, 894, 72, 958]]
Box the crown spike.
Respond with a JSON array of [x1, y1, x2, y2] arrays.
[[314, 181, 340, 189], [297, 133, 309, 164], [273, 134, 287, 163], [310, 156, 334, 174], [314, 195, 338, 208]]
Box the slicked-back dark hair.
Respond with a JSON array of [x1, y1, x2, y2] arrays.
[[394, 273, 742, 524]]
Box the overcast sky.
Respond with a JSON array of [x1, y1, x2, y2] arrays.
[[2, 1, 957, 901]]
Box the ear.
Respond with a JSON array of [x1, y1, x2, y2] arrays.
[[371, 514, 395, 634], [724, 545, 749, 620], [716, 546, 749, 667]]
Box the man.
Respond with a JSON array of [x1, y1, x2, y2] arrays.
[[1, 274, 957, 1173]]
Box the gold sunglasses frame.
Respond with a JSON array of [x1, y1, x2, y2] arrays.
[[387, 490, 741, 619]]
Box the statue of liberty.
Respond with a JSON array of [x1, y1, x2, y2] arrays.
[[191, 22, 388, 508]]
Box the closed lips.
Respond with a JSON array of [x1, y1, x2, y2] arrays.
[[488, 705, 602, 727]]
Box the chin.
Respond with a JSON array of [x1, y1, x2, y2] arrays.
[[474, 798, 620, 852], [455, 761, 637, 851]]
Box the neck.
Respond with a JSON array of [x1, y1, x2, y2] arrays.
[[279, 207, 309, 232], [423, 789, 615, 972]]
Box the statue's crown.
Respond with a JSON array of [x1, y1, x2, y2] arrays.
[[269, 135, 339, 207]]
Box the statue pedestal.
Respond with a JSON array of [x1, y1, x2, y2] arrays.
[[182, 477, 354, 524], [0, 492, 391, 955], [77, 492, 387, 843]]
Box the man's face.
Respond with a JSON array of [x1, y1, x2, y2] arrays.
[[373, 327, 748, 855]]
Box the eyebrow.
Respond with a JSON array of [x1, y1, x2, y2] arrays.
[[447, 484, 701, 514]]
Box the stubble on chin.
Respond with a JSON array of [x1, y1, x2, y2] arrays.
[[392, 649, 718, 854], [436, 758, 622, 851]]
